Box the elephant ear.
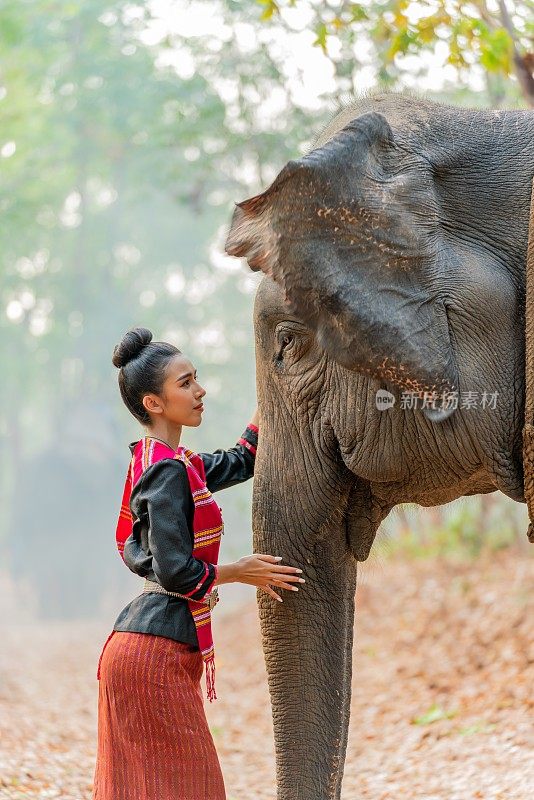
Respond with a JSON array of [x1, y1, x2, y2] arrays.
[[225, 157, 306, 279], [225, 111, 396, 316]]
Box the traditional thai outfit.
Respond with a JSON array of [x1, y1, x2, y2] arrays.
[[92, 423, 258, 800]]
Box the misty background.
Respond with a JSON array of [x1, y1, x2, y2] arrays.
[[1, 0, 531, 623]]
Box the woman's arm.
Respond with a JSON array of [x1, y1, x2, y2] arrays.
[[140, 460, 303, 604], [142, 460, 216, 601], [200, 408, 259, 493]]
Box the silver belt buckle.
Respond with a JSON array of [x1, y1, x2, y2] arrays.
[[207, 587, 219, 611]]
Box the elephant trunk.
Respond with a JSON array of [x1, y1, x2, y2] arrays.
[[253, 467, 358, 800]]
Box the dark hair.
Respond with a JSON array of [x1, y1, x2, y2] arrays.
[[112, 327, 181, 425]]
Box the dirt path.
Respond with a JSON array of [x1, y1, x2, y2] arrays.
[[1, 551, 533, 799]]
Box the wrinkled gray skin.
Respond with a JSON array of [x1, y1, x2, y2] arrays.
[[225, 93, 534, 800]]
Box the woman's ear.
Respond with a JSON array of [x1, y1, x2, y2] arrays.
[[142, 394, 163, 416]]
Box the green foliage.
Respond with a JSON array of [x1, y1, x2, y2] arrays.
[[412, 704, 458, 725], [479, 27, 514, 73], [258, 0, 280, 21], [457, 721, 496, 735], [0, 0, 323, 607], [378, 495, 529, 563], [0, 0, 318, 456], [254, 0, 533, 105], [314, 21, 328, 52]]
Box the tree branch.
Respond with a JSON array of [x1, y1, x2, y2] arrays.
[[472, 0, 499, 30], [499, 0, 534, 106], [498, 0, 519, 43]]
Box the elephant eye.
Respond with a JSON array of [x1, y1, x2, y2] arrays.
[[275, 332, 295, 362], [274, 321, 311, 366], [280, 333, 294, 349]]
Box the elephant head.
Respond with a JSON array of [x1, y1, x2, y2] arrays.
[[225, 93, 534, 799]]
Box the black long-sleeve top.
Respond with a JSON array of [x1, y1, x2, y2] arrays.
[[113, 424, 258, 647]]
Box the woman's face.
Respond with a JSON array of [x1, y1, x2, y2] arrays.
[[146, 353, 206, 427]]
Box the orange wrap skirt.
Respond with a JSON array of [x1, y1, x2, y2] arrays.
[[92, 631, 226, 800]]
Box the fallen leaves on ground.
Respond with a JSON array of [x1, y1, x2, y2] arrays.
[[0, 550, 533, 799]]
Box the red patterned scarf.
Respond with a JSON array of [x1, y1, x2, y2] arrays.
[[116, 437, 223, 701]]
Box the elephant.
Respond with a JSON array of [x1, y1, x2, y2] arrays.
[[224, 92, 534, 799]]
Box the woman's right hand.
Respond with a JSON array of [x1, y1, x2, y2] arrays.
[[216, 554, 304, 602]]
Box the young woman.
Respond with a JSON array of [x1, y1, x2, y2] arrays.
[[92, 327, 303, 800]]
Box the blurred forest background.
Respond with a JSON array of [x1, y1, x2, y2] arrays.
[[1, 0, 533, 621]]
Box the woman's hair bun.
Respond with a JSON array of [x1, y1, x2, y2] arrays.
[[112, 327, 153, 368]]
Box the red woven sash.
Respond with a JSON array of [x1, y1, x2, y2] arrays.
[[116, 437, 223, 700]]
